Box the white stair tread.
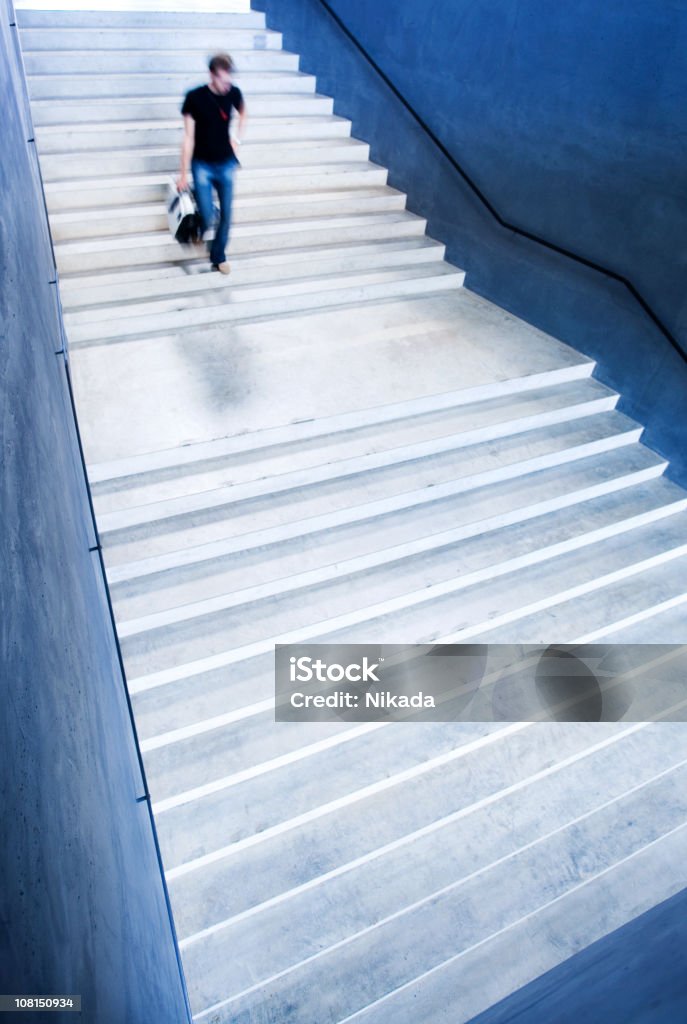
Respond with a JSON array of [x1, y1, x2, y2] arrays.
[[92, 377, 614, 505], [104, 444, 662, 584], [201, 815, 687, 1024], [97, 410, 641, 533], [65, 264, 462, 327], [167, 723, 684, 939], [43, 137, 367, 159], [54, 185, 401, 212], [114, 481, 686, 641], [469, 551, 687, 645], [45, 158, 384, 186], [55, 209, 421, 256], [17, 9, 263, 24], [65, 272, 460, 344], [38, 114, 348, 134], [28, 68, 309, 79], [49, 186, 404, 236], [60, 236, 439, 300], [112, 476, 683, 635], [44, 160, 387, 196], [89, 362, 594, 483], [181, 764, 687, 1012], [120, 515, 687, 684], [59, 239, 445, 300]]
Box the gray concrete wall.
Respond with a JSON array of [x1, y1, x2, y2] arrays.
[[254, 0, 687, 485], [0, 5, 191, 1021]]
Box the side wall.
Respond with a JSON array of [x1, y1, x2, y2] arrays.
[[254, 0, 687, 484], [466, 886, 687, 1024], [0, 7, 190, 1021]]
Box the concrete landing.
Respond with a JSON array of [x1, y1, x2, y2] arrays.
[[71, 289, 588, 463]]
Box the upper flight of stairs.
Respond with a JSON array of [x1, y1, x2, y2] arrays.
[[20, 3, 464, 342], [17, 4, 687, 1023]]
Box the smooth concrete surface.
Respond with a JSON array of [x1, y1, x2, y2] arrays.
[[16, 0, 251, 10], [465, 885, 687, 1024], [0, 7, 189, 1021], [70, 290, 589, 463], [253, 0, 687, 485]]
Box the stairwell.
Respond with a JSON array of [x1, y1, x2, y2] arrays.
[[17, 3, 687, 1021]]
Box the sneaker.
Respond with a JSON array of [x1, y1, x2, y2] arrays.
[[212, 262, 231, 275]]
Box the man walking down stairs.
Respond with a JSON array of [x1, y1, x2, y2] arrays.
[[16, 2, 687, 1022], [179, 51, 246, 274]]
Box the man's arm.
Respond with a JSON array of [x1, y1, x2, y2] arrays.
[[231, 97, 247, 154], [178, 114, 195, 190]]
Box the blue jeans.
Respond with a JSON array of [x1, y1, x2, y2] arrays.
[[191, 157, 237, 265]]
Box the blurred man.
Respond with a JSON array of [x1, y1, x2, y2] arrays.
[[179, 53, 247, 273]]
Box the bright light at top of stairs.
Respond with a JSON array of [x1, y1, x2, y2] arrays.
[[14, 0, 252, 12]]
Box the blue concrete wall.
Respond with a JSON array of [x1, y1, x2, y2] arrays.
[[0, 7, 190, 1021], [466, 886, 687, 1024], [254, 0, 687, 484]]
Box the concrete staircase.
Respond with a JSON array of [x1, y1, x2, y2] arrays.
[[18, 4, 687, 1022]]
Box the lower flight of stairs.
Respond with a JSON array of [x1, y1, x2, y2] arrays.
[[90, 363, 687, 1022]]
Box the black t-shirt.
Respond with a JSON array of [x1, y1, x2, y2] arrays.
[[181, 84, 244, 163]]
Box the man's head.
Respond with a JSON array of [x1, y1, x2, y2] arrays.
[[208, 53, 235, 94]]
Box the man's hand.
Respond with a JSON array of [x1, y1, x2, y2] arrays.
[[177, 172, 189, 192]]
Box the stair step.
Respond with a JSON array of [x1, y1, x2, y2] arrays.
[[116, 466, 671, 753], [155, 726, 527, 880], [118, 474, 681, 695], [54, 209, 424, 275], [66, 259, 459, 321], [146, 711, 371, 804], [60, 237, 441, 307], [119, 512, 687, 681], [105, 434, 659, 593], [41, 137, 369, 184], [37, 114, 352, 158], [93, 378, 615, 509], [125, 515, 684, 696], [116, 488, 686, 736], [193, 787, 687, 1023], [16, 10, 266, 30], [113, 476, 682, 665], [19, 26, 282, 52], [90, 362, 594, 485], [60, 239, 445, 303], [98, 410, 640, 538], [27, 69, 317, 99], [65, 264, 464, 344], [19, 27, 283, 52], [602, 597, 687, 642], [45, 162, 387, 211], [29, 93, 335, 126], [50, 184, 403, 243], [352, 541, 687, 651], [24, 48, 299, 75], [470, 549, 687, 645], [114, 480, 686, 648], [166, 722, 684, 944]]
